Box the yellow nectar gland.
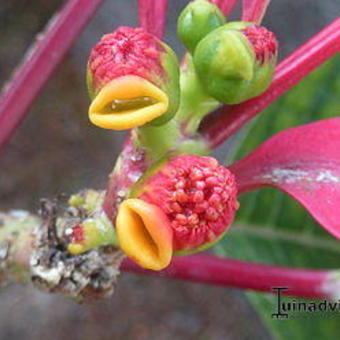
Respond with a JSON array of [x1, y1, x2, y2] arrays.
[[116, 198, 173, 270], [89, 75, 169, 130]]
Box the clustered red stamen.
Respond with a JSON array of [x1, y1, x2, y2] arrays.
[[140, 155, 239, 252], [243, 26, 278, 63], [88, 26, 164, 91], [68, 224, 85, 243]]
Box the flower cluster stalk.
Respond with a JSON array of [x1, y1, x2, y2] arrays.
[[122, 254, 338, 300]]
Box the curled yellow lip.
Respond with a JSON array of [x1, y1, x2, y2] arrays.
[[89, 75, 169, 130], [116, 198, 173, 270]]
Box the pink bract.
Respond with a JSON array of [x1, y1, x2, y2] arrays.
[[230, 118, 340, 239]]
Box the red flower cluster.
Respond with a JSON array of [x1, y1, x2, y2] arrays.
[[243, 25, 278, 63], [140, 155, 239, 252], [88, 26, 164, 93]]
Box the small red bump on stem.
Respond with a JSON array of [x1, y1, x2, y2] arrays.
[[69, 225, 85, 243]]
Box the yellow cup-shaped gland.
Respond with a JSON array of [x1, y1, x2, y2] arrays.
[[89, 75, 169, 130], [116, 199, 173, 270]]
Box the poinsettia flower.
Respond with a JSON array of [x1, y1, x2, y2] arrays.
[[104, 0, 339, 270], [0, 0, 339, 299], [64, 0, 339, 271]]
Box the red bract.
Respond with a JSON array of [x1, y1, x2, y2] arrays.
[[229, 118, 340, 239]]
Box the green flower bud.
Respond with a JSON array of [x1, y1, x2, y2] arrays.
[[193, 22, 278, 104], [177, 0, 225, 53]]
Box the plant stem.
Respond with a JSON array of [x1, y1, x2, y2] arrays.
[[241, 0, 270, 25], [135, 120, 182, 161], [0, 196, 123, 298], [122, 254, 339, 300], [138, 0, 169, 39], [2, 207, 337, 300], [0, 0, 104, 152], [175, 55, 220, 135], [201, 17, 340, 149], [211, 0, 239, 17]]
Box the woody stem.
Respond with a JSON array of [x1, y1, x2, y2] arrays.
[[1, 208, 338, 300]]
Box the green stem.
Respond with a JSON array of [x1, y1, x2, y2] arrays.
[[176, 54, 220, 135], [134, 117, 210, 163], [135, 119, 182, 161], [129, 55, 220, 165]]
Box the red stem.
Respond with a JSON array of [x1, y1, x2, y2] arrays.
[[138, 0, 169, 38], [241, 0, 270, 25], [122, 254, 332, 299], [211, 0, 239, 16], [0, 0, 104, 152], [201, 17, 340, 149]]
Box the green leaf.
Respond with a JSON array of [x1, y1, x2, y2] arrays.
[[214, 56, 340, 339]]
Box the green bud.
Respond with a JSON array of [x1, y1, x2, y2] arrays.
[[193, 22, 278, 104], [177, 0, 225, 53]]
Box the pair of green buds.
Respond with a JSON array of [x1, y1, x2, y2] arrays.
[[87, 0, 277, 132], [178, 0, 278, 104]]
